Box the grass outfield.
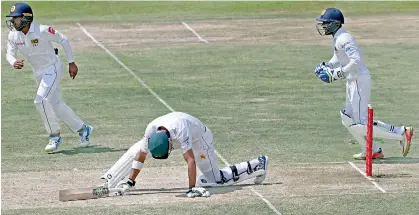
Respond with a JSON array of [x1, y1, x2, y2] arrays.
[[2, 2, 419, 215], [2, 1, 419, 23]]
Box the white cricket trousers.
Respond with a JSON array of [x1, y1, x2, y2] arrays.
[[34, 60, 84, 135], [343, 73, 381, 153], [191, 126, 223, 183], [343, 73, 371, 125]]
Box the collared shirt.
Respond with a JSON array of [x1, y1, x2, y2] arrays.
[[328, 27, 369, 80], [140, 112, 207, 154], [6, 23, 74, 72]]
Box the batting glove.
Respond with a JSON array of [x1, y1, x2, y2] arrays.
[[186, 187, 211, 198], [116, 179, 135, 196]]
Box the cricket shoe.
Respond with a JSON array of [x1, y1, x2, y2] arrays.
[[79, 124, 93, 147], [353, 148, 384, 160], [400, 126, 413, 157], [45, 135, 62, 153], [254, 155, 269, 184]]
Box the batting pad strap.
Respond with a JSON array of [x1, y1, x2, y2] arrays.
[[230, 165, 240, 182], [132, 160, 144, 170], [247, 161, 253, 174]]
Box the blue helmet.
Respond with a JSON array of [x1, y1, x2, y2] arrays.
[[5, 3, 33, 31], [316, 8, 344, 36]]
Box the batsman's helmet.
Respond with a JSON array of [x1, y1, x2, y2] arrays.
[[316, 8, 344, 36], [149, 131, 172, 159], [6, 3, 33, 31]]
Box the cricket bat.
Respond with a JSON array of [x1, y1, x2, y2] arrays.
[[59, 187, 123, 202]]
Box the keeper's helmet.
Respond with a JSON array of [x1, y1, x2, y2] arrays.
[[316, 8, 344, 36], [6, 3, 33, 31]]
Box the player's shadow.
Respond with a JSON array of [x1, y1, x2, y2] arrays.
[[373, 157, 419, 164], [52, 145, 127, 155], [127, 182, 282, 197]]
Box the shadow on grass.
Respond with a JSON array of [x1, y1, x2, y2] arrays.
[[52, 145, 128, 155]]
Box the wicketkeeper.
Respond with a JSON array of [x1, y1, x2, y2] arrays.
[[314, 8, 413, 159]]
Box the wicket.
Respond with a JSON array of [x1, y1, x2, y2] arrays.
[[366, 104, 373, 177]]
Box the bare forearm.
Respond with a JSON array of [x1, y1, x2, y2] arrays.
[[182, 149, 196, 189], [129, 169, 141, 181], [129, 151, 147, 181], [187, 160, 197, 189]]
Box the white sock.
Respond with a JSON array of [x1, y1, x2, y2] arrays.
[[393, 126, 404, 135], [374, 120, 403, 135]]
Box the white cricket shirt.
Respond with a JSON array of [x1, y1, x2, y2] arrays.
[[328, 27, 369, 80], [140, 112, 208, 154], [6, 23, 74, 72]]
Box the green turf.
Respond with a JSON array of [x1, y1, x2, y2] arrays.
[[2, 1, 419, 215], [3, 44, 417, 172], [1, 51, 171, 172], [115, 43, 419, 164], [2, 1, 419, 24]]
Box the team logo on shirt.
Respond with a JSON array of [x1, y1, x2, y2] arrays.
[[48, 27, 56, 35], [15, 41, 25, 46], [200, 153, 207, 160], [31, 39, 39, 46]]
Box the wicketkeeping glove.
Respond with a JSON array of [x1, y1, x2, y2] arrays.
[[314, 62, 327, 77], [317, 65, 345, 83]]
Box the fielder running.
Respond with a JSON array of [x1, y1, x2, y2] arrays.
[[5, 3, 93, 153], [314, 8, 413, 160], [100, 112, 269, 197]]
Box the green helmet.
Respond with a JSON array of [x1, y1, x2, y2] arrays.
[[149, 131, 171, 159]]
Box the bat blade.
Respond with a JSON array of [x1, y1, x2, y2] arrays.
[[59, 187, 121, 202]]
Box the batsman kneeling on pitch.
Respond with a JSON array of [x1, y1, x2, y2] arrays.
[[100, 112, 269, 198]]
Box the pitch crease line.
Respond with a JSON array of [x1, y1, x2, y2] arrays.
[[348, 161, 386, 193], [181, 21, 209, 43]]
